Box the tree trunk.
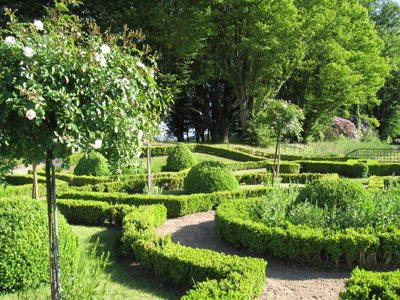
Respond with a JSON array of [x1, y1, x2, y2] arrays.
[[45, 152, 57, 300], [147, 142, 152, 194], [32, 161, 38, 199]]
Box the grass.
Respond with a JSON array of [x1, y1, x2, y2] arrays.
[[0, 226, 180, 300]]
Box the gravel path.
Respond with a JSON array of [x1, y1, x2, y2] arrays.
[[156, 210, 351, 300]]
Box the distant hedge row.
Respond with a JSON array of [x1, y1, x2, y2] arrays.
[[57, 187, 270, 218]]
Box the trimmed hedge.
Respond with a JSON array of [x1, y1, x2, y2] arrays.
[[57, 187, 270, 217], [194, 144, 264, 162], [74, 151, 110, 176], [227, 160, 300, 174], [121, 205, 267, 300], [57, 199, 166, 227], [0, 198, 79, 292], [184, 161, 239, 194], [215, 199, 400, 267], [0, 183, 47, 198], [340, 267, 400, 300], [165, 143, 197, 172], [235, 172, 339, 185], [298, 160, 400, 177]]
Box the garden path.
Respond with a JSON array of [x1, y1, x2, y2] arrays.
[[156, 210, 351, 300]]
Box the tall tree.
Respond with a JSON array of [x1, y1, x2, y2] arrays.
[[361, 0, 400, 141], [278, 0, 389, 139]]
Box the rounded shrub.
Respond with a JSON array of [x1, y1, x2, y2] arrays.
[[352, 162, 369, 178], [294, 177, 369, 210], [0, 198, 79, 292], [165, 143, 197, 172], [184, 161, 239, 194], [74, 151, 110, 176]]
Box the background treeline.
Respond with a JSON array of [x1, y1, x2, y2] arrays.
[[2, 0, 400, 143]]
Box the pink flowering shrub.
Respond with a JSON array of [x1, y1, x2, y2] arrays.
[[325, 117, 359, 140]]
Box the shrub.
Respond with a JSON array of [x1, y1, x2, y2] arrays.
[[74, 151, 110, 176], [294, 177, 369, 210], [0, 198, 79, 292], [184, 161, 239, 194], [164, 143, 197, 172], [340, 267, 400, 300], [352, 162, 369, 178]]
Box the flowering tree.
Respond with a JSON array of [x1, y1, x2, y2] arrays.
[[256, 99, 304, 183], [0, 1, 169, 298], [325, 117, 359, 140]]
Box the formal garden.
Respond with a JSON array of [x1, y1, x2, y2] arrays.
[[1, 141, 400, 299], [2, 0, 400, 299]]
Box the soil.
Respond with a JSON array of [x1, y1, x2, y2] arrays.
[[156, 211, 351, 300]]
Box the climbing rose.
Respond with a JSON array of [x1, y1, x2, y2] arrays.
[[33, 20, 44, 31], [100, 44, 110, 54], [4, 36, 16, 45], [26, 109, 36, 120], [94, 139, 102, 149], [23, 46, 34, 58], [52, 158, 63, 167]]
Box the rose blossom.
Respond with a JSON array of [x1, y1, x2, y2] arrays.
[[23, 46, 34, 58], [26, 109, 36, 120], [52, 158, 64, 167], [4, 36, 16, 45], [94, 139, 102, 149], [33, 20, 44, 31], [100, 44, 110, 54]]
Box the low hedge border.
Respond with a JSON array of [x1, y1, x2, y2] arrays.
[[121, 205, 267, 300], [215, 199, 400, 268], [57, 187, 270, 218], [340, 267, 400, 300], [0, 183, 47, 198], [57, 199, 166, 227], [236, 172, 339, 185], [297, 160, 400, 177], [227, 160, 300, 174]]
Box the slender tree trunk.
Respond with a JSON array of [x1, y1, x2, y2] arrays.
[[147, 142, 152, 194], [45, 152, 56, 300], [52, 164, 61, 298], [277, 132, 282, 180], [32, 161, 38, 199]]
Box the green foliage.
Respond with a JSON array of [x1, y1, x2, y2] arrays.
[[352, 162, 369, 178], [340, 267, 400, 300], [294, 177, 370, 210], [0, 198, 79, 292], [74, 152, 110, 177], [165, 143, 197, 172], [0, 2, 169, 173], [184, 161, 239, 194]]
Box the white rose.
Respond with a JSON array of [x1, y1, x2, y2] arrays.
[[52, 158, 64, 167], [4, 36, 16, 45], [100, 59, 107, 67], [23, 46, 34, 58], [25, 109, 36, 120], [33, 20, 44, 31], [94, 139, 102, 149], [100, 44, 110, 54], [136, 61, 146, 69], [138, 130, 144, 141]]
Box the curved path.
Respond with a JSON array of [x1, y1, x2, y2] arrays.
[[156, 210, 351, 300]]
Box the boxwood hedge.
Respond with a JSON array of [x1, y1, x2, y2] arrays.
[[215, 199, 400, 267]]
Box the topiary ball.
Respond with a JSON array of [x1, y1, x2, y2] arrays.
[[74, 151, 110, 176], [0, 198, 79, 292], [165, 143, 197, 172], [352, 162, 369, 178], [294, 177, 369, 210], [184, 161, 239, 194]]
